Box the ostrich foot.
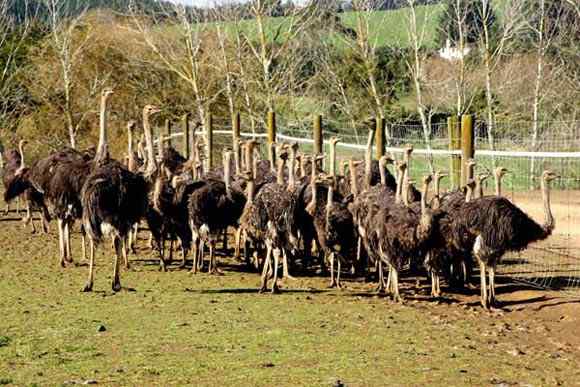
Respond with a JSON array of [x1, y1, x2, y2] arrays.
[[271, 285, 280, 294], [283, 274, 296, 281], [258, 286, 268, 294], [112, 281, 122, 292], [81, 283, 93, 292]]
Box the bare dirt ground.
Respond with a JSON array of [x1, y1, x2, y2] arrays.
[[0, 190, 579, 385]]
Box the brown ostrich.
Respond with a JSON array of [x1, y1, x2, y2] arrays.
[[452, 170, 558, 309], [372, 167, 435, 302], [80, 95, 150, 292]]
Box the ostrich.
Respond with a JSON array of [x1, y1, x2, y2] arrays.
[[372, 167, 435, 302], [2, 141, 24, 216], [188, 151, 246, 274], [2, 140, 51, 233], [239, 150, 299, 293], [80, 98, 150, 292], [319, 174, 357, 288], [452, 170, 558, 309]]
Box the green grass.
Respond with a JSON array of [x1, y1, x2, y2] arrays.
[[0, 212, 579, 385]]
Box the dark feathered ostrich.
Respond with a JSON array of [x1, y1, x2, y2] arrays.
[[452, 170, 558, 309], [239, 150, 299, 293], [188, 151, 246, 274], [372, 166, 435, 302], [80, 93, 149, 292], [2, 140, 51, 233]]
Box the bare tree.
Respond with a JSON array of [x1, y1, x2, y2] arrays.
[[44, 0, 96, 149], [403, 0, 437, 171], [475, 0, 526, 156], [0, 0, 37, 134]]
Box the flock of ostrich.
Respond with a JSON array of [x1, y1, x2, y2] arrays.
[[1, 88, 559, 310]]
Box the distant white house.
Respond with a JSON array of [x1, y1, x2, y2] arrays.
[[439, 39, 471, 61]]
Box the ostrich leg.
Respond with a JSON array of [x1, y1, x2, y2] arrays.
[[271, 247, 281, 294], [391, 268, 403, 303], [122, 237, 130, 270], [64, 222, 73, 263], [282, 249, 295, 280], [489, 266, 497, 309], [336, 256, 342, 289], [259, 242, 273, 293], [80, 227, 88, 262], [57, 219, 66, 267], [234, 228, 242, 260], [222, 228, 228, 252], [478, 260, 489, 310], [328, 252, 336, 288], [82, 239, 96, 292], [198, 240, 205, 271], [112, 236, 123, 292], [190, 237, 199, 274], [41, 205, 50, 234], [376, 260, 385, 293]]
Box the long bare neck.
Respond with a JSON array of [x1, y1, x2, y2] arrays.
[[495, 174, 502, 197], [306, 178, 318, 216], [246, 180, 255, 205], [379, 161, 387, 186], [127, 127, 135, 171], [330, 142, 337, 178], [276, 158, 285, 185], [18, 141, 25, 170], [143, 112, 156, 174], [465, 183, 474, 203], [395, 167, 405, 204], [349, 161, 358, 197], [364, 131, 374, 188], [95, 95, 109, 163], [402, 165, 410, 206], [541, 177, 555, 233], [299, 155, 305, 178], [224, 153, 232, 198], [288, 150, 296, 190], [325, 183, 334, 226]]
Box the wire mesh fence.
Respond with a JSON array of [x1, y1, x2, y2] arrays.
[[158, 116, 580, 295]]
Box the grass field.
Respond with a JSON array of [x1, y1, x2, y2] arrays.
[[1, 205, 580, 385]]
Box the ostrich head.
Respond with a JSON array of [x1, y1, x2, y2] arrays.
[[127, 120, 137, 131], [143, 105, 161, 117], [378, 153, 394, 186], [542, 170, 559, 182], [494, 167, 508, 180]]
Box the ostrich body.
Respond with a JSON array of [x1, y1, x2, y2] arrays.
[[81, 94, 150, 292], [188, 151, 246, 274], [2, 140, 51, 233], [372, 169, 435, 302], [239, 152, 299, 293], [452, 170, 558, 309]]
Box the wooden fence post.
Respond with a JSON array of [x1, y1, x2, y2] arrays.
[[461, 114, 475, 186], [448, 116, 461, 189], [267, 111, 276, 146], [313, 114, 323, 170], [165, 119, 172, 148], [206, 112, 214, 171], [375, 117, 385, 159], [232, 112, 241, 174], [182, 114, 190, 159]]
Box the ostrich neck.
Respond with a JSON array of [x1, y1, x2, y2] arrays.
[[224, 154, 232, 198], [143, 113, 156, 174], [299, 157, 305, 178], [330, 143, 336, 178], [495, 175, 502, 197], [325, 184, 333, 227], [245, 144, 254, 175], [379, 162, 387, 186], [18, 142, 25, 169], [246, 180, 255, 204], [233, 142, 240, 176], [364, 130, 373, 189], [127, 128, 134, 156], [541, 178, 555, 233], [349, 163, 358, 197], [465, 184, 473, 202], [433, 177, 440, 201], [276, 159, 285, 185], [475, 179, 483, 199], [95, 96, 109, 163], [402, 166, 410, 206], [395, 168, 404, 204], [288, 150, 296, 190]]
